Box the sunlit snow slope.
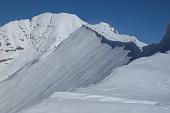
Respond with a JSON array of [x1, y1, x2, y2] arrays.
[[0, 12, 86, 80], [0, 24, 143, 113], [0, 12, 85, 64], [77, 52, 170, 102], [0, 13, 145, 81]]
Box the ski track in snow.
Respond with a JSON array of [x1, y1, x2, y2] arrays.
[[50, 92, 158, 105]]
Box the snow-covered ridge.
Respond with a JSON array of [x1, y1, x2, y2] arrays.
[[0, 12, 147, 82], [0, 24, 133, 113], [0, 19, 31, 66], [142, 24, 170, 56], [87, 22, 147, 49], [83, 25, 142, 61], [0, 12, 86, 51], [0, 12, 146, 68], [0, 12, 86, 72]]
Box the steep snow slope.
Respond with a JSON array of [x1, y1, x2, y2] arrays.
[[0, 25, 143, 113], [0, 13, 86, 80], [77, 51, 170, 102], [0, 12, 85, 66], [16, 52, 170, 113]]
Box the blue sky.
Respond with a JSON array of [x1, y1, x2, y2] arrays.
[[0, 0, 170, 43]]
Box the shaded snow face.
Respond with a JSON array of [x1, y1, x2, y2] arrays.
[[0, 25, 133, 113], [85, 26, 142, 61]]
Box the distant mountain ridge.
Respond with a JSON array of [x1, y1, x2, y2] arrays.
[[142, 24, 170, 56]]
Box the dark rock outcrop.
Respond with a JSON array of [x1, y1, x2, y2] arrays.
[[142, 24, 170, 56]]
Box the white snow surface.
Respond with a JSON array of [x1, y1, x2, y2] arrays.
[[77, 52, 170, 102], [18, 92, 170, 113], [18, 52, 170, 113], [87, 22, 147, 49]]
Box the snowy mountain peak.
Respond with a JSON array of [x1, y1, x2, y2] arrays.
[[30, 12, 86, 52], [0, 12, 86, 68], [0, 12, 145, 72]]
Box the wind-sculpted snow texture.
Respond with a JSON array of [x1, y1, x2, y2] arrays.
[[0, 25, 143, 113]]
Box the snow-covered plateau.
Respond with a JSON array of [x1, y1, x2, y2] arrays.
[[0, 12, 169, 113]]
